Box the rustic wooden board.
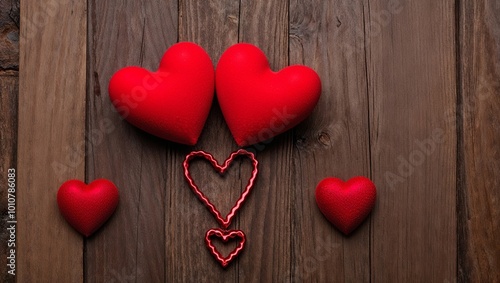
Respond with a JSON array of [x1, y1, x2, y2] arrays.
[[0, 1, 18, 282], [0, 0, 18, 71], [458, 1, 500, 281], [17, 0, 86, 281], [86, 1, 177, 282], [237, 1, 292, 281], [4, 0, 500, 281], [289, 0, 371, 281], [367, 0, 457, 281], [167, 0, 240, 281], [0, 74, 17, 283]]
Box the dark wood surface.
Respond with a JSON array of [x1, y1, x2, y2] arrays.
[[367, 0, 458, 281], [0, 0, 498, 281], [458, 1, 500, 282], [289, 0, 371, 281], [86, 1, 174, 282], [0, 1, 18, 282], [0, 76, 16, 283], [16, 0, 86, 281]]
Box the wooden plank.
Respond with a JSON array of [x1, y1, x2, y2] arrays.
[[458, 1, 500, 281], [289, 0, 371, 281], [85, 1, 177, 282], [236, 1, 291, 281], [165, 0, 240, 281], [367, 0, 457, 281], [17, 0, 86, 281], [0, 0, 18, 71], [0, 74, 17, 283], [0, 0, 18, 282]]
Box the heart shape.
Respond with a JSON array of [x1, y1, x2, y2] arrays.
[[183, 149, 258, 229], [57, 179, 119, 237], [205, 228, 246, 267], [315, 176, 376, 235], [108, 42, 214, 145], [216, 43, 322, 146]]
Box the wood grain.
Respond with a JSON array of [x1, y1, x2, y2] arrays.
[[289, 0, 371, 281], [86, 1, 177, 282], [0, 0, 18, 72], [458, 1, 500, 281], [0, 74, 17, 283], [0, 0, 18, 282], [5, 0, 500, 281], [367, 0, 457, 281], [17, 0, 86, 281], [166, 0, 240, 281], [237, 1, 291, 281]]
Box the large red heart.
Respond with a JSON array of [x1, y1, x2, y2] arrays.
[[205, 228, 246, 267], [315, 176, 376, 235], [108, 42, 214, 145], [183, 149, 258, 229], [216, 43, 321, 146], [57, 179, 119, 237]]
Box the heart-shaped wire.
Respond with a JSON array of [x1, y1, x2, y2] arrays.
[[183, 149, 258, 229], [205, 228, 246, 267]]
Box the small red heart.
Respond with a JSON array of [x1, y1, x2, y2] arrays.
[[108, 42, 214, 145], [205, 228, 246, 267], [216, 43, 321, 146], [183, 149, 258, 229], [315, 176, 376, 235], [57, 179, 119, 237]]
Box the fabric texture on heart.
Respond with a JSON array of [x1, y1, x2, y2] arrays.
[[216, 43, 321, 146], [315, 176, 376, 235], [108, 42, 214, 145], [205, 228, 246, 267], [183, 149, 258, 229], [57, 179, 119, 237]]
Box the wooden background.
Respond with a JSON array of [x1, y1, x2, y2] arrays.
[[0, 0, 499, 282]]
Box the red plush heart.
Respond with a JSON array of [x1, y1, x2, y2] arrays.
[[108, 42, 214, 145], [183, 149, 258, 229], [205, 228, 246, 267], [315, 176, 376, 235], [216, 43, 321, 146], [57, 179, 119, 237]]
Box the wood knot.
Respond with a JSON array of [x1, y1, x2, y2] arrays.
[[227, 15, 238, 24], [318, 132, 331, 146]]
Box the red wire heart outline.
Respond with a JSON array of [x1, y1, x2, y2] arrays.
[[205, 228, 246, 267], [183, 149, 259, 229]]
